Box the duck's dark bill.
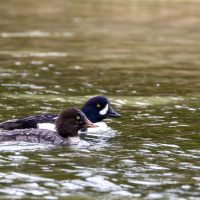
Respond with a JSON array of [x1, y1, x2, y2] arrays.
[[83, 119, 98, 128], [106, 106, 121, 117]]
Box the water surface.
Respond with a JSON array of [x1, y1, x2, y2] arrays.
[[0, 0, 200, 199]]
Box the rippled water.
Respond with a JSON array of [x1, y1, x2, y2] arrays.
[[0, 0, 200, 199]]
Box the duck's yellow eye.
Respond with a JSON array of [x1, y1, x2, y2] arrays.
[[97, 104, 100, 108], [76, 115, 80, 120]]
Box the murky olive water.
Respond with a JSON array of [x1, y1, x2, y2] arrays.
[[0, 0, 200, 199]]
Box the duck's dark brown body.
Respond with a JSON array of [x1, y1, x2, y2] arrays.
[[0, 108, 96, 145], [0, 129, 70, 145]]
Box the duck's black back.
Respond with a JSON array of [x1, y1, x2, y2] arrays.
[[0, 114, 57, 130]]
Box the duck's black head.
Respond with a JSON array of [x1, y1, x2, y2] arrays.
[[56, 108, 96, 138], [81, 96, 121, 123]]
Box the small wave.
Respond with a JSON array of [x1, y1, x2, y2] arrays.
[[1, 83, 45, 89], [0, 51, 68, 58], [0, 142, 53, 152], [0, 31, 73, 38]]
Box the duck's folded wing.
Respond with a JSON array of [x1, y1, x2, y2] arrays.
[[0, 129, 40, 143], [0, 129, 69, 145], [0, 114, 58, 130]]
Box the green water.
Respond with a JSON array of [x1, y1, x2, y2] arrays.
[[0, 0, 200, 199]]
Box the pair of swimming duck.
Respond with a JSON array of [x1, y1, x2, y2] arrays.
[[0, 96, 121, 145]]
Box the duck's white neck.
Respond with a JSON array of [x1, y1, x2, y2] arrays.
[[67, 137, 80, 144]]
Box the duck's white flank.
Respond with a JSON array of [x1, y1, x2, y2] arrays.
[[37, 123, 56, 131]]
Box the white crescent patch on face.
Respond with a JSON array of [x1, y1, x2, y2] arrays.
[[99, 104, 109, 115]]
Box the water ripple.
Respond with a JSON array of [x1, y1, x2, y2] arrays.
[[0, 31, 73, 38], [1, 83, 45, 89], [0, 51, 68, 57]]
